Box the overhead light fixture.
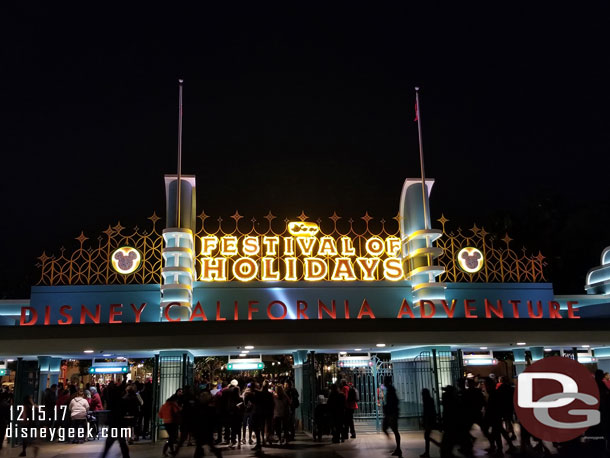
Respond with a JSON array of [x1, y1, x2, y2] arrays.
[[242, 350, 249, 354], [354, 348, 362, 351], [239, 353, 247, 357], [339, 351, 347, 355], [244, 345, 255, 350], [84, 350, 94, 354], [464, 357, 497, 366], [544, 348, 552, 352], [582, 345, 590, 348], [480, 347, 488, 350], [103, 354, 112, 357], [517, 342, 526, 346], [6, 359, 14, 362], [376, 343, 386, 348]]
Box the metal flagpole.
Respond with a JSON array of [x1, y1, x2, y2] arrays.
[[415, 86, 430, 231], [415, 87, 433, 282], [176, 79, 184, 228]]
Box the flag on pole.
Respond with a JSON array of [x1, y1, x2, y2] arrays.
[[414, 100, 419, 122]]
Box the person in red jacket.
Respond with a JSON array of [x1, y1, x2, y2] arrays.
[[341, 380, 359, 439], [88, 387, 103, 411], [159, 395, 181, 457]]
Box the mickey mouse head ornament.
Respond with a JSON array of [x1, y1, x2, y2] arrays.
[[457, 247, 484, 273], [111, 247, 142, 275]]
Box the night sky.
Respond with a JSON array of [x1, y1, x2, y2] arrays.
[[2, 3, 610, 297]]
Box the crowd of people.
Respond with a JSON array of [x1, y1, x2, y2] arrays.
[[158, 377, 300, 457], [0, 379, 153, 457], [421, 370, 610, 458], [3, 368, 610, 457]]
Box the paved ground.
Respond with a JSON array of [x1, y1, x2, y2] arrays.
[[3, 428, 599, 458], [0, 430, 481, 458]]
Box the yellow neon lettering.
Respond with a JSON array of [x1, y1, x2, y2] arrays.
[[232, 257, 258, 281], [304, 258, 327, 281], [383, 257, 404, 281], [200, 258, 227, 281], [317, 237, 338, 256], [261, 257, 280, 281], [297, 237, 317, 256], [385, 237, 401, 256], [262, 237, 279, 256], [340, 237, 356, 256], [220, 236, 238, 256], [284, 257, 298, 281], [200, 236, 218, 256], [365, 237, 385, 257], [356, 257, 380, 281], [331, 258, 357, 281], [283, 237, 295, 255], [242, 236, 260, 256]]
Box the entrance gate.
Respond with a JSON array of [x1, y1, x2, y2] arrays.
[[334, 351, 462, 432]]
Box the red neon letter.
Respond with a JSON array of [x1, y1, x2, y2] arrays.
[[130, 303, 147, 323], [548, 301, 562, 319], [80, 304, 101, 324], [164, 303, 181, 322], [508, 300, 520, 318], [267, 301, 287, 320], [484, 299, 504, 318], [318, 300, 337, 319], [20, 307, 38, 326], [297, 300, 308, 319], [109, 304, 123, 324], [527, 300, 543, 319], [440, 300, 456, 318], [464, 300, 477, 318], [397, 299, 414, 319], [189, 302, 208, 321], [234, 301, 239, 321], [248, 301, 259, 321], [44, 305, 51, 325], [58, 305, 73, 325], [216, 301, 227, 321], [344, 300, 350, 319], [567, 301, 580, 319], [357, 299, 375, 319], [419, 300, 436, 318]]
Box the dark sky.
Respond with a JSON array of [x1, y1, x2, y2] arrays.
[[2, 3, 610, 296]]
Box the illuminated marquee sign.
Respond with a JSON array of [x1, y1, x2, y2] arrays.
[[111, 247, 142, 275], [199, 222, 403, 282]]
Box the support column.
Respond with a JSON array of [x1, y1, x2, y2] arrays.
[[530, 347, 544, 362], [37, 356, 62, 404], [594, 348, 610, 374], [399, 179, 445, 302], [513, 348, 527, 375], [292, 350, 308, 431], [161, 175, 197, 321]]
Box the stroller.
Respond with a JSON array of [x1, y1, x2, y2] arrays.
[[312, 397, 332, 441], [87, 411, 99, 440]]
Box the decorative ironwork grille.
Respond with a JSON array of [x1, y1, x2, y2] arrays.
[[36, 212, 546, 285]]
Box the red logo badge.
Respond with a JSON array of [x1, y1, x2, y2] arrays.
[[514, 356, 600, 442]]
